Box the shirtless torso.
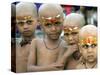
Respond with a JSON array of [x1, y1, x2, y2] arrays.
[[27, 38, 67, 72], [16, 39, 31, 72]]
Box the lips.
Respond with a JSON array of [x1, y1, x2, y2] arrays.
[[23, 30, 31, 33], [50, 34, 57, 36], [87, 55, 94, 59], [23, 30, 32, 35], [68, 41, 76, 45], [50, 33, 59, 37]]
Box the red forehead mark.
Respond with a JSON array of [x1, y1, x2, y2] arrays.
[[80, 36, 97, 45]]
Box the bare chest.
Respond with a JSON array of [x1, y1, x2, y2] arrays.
[[36, 40, 63, 65], [16, 45, 30, 65]]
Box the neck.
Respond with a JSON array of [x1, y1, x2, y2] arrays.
[[22, 35, 35, 41], [85, 61, 97, 68], [45, 35, 60, 44], [43, 35, 61, 50]]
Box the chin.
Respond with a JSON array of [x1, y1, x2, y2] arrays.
[[51, 37, 59, 40], [68, 42, 76, 45], [87, 59, 96, 63], [49, 35, 60, 40], [23, 33, 32, 37]]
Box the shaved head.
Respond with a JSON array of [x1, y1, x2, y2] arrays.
[[16, 2, 37, 18], [16, 2, 38, 37], [63, 13, 85, 28], [38, 4, 64, 18], [63, 13, 85, 45], [38, 4, 64, 40], [79, 25, 97, 39]]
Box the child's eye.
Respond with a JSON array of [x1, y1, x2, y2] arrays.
[[82, 44, 89, 49], [82, 44, 97, 49], [17, 21, 24, 26], [71, 32, 78, 35], [54, 22, 61, 25], [91, 44, 97, 48], [26, 20, 33, 25], [64, 33, 69, 36], [45, 23, 52, 27]]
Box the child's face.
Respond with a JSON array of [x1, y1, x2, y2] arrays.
[[79, 36, 97, 63], [63, 24, 79, 45], [41, 14, 63, 40], [16, 15, 37, 37]]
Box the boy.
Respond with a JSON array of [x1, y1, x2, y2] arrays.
[[27, 4, 66, 72], [61, 13, 85, 69], [76, 25, 97, 69], [16, 2, 38, 72]]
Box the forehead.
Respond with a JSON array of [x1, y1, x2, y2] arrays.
[[80, 29, 97, 38], [16, 7, 36, 19], [16, 11, 34, 18], [40, 6, 63, 18], [41, 12, 62, 19], [63, 21, 80, 28], [81, 33, 97, 39], [16, 15, 33, 20], [63, 23, 80, 29]]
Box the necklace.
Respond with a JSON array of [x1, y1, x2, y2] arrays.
[[43, 37, 61, 50]]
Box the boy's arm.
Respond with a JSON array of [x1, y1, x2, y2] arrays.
[[57, 44, 78, 65]]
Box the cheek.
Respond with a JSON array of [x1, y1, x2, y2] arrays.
[[30, 25, 36, 31], [17, 26, 23, 32], [57, 26, 62, 31], [81, 49, 87, 56], [64, 36, 68, 41], [74, 34, 79, 41], [93, 47, 97, 55]]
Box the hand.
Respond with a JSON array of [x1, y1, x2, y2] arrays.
[[64, 44, 78, 57], [49, 63, 64, 70]]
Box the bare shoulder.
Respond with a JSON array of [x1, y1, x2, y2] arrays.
[[31, 37, 42, 44], [30, 38, 43, 51], [31, 38, 37, 44]]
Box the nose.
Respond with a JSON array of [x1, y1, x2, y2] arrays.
[[23, 23, 29, 29], [68, 35, 73, 41], [87, 47, 93, 53], [51, 25, 56, 31]]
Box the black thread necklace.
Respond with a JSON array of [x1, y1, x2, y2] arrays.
[[43, 37, 61, 50]]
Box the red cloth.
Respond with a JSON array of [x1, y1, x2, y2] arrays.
[[64, 5, 72, 15]]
